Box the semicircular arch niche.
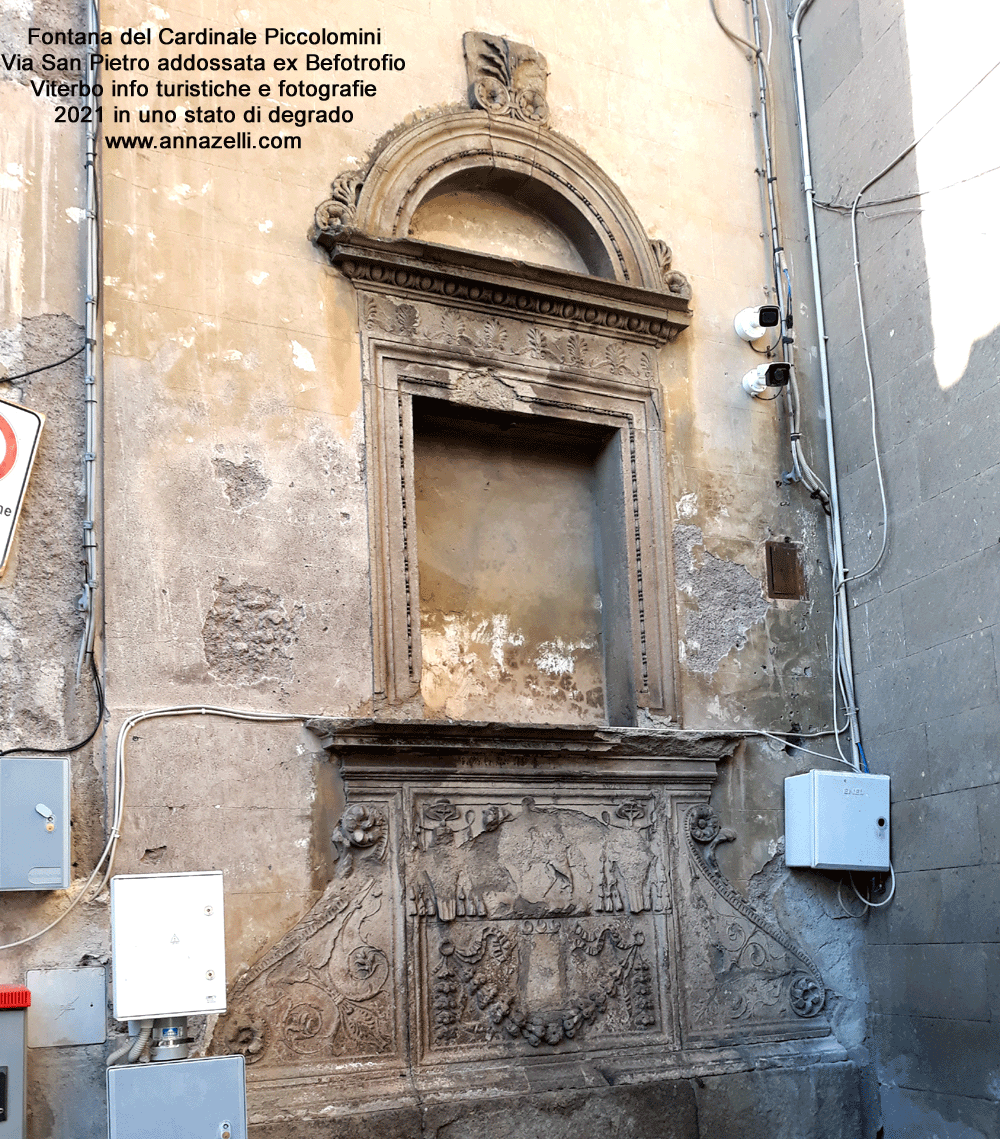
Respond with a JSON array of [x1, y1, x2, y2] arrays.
[[314, 31, 693, 725]]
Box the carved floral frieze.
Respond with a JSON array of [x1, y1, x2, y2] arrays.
[[359, 291, 658, 384]]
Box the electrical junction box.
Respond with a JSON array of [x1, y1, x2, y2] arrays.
[[0, 758, 70, 890], [0, 986, 30, 1139], [784, 769, 890, 871], [108, 1054, 246, 1139], [111, 871, 227, 1020]]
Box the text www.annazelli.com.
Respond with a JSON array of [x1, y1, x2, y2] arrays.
[[103, 131, 301, 149]]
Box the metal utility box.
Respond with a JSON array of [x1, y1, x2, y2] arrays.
[[111, 872, 227, 1020], [107, 1054, 246, 1139], [0, 758, 70, 890], [785, 769, 890, 871], [0, 986, 30, 1139]]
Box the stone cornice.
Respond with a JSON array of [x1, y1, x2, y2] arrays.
[[306, 717, 741, 762], [318, 231, 693, 345]]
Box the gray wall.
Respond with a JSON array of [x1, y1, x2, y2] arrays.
[[801, 2, 1000, 1136]]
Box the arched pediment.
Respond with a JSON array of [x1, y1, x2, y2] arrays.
[[335, 111, 666, 290]]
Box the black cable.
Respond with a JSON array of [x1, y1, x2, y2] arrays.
[[2, 344, 86, 384], [0, 655, 104, 758]]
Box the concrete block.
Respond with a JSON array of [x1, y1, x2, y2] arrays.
[[851, 592, 906, 676], [891, 788, 982, 872], [879, 1084, 1000, 1139], [867, 942, 988, 1021], [867, 865, 1000, 946], [917, 389, 1000, 500], [923, 705, 1000, 798], [693, 1062, 861, 1139], [853, 630, 998, 739], [975, 783, 1000, 865], [862, 722, 928, 803], [871, 1013, 1000, 1100], [900, 548, 1000, 654]]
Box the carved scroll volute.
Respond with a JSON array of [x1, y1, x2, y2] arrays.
[[650, 239, 692, 302], [314, 171, 365, 237], [684, 804, 826, 1022], [464, 32, 549, 125]]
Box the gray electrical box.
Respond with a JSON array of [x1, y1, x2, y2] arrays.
[[107, 1054, 246, 1139], [0, 758, 70, 890]]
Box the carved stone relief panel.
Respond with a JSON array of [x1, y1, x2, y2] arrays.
[[675, 804, 827, 1045], [405, 788, 675, 1061], [212, 725, 832, 1113], [211, 799, 404, 1078]]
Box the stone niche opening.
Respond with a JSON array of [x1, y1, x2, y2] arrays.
[[407, 170, 598, 276], [412, 396, 634, 726]]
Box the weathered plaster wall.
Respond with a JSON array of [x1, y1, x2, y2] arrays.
[[1, 0, 871, 1134], [801, 1, 1000, 1135]]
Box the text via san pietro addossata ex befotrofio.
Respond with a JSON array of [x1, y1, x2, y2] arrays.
[[4, 24, 404, 150]]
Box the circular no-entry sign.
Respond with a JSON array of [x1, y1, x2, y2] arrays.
[[0, 413, 17, 480]]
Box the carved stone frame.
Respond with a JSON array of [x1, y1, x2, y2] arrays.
[[349, 275, 676, 719], [316, 109, 694, 720]]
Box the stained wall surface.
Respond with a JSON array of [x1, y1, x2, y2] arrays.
[[0, 0, 875, 1134], [800, 1, 1000, 1135]]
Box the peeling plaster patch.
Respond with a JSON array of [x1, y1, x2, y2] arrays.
[[291, 340, 316, 371], [535, 637, 596, 676], [258, 219, 273, 233], [1, 163, 26, 191], [675, 492, 698, 520], [469, 613, 525, 673], [65, 207, 86, 224], [673, 524, 768, 674], [212, 456, 271, 511], [166, 184, 193, 202], [0, 327, 23, 373], [202, 578, 302, 684], [247, 271, 269, 286]]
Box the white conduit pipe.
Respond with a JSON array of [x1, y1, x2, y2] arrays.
[[790, 0, 863, 769], [77, 0, 100, 681]]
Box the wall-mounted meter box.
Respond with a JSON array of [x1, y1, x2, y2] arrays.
[[108, 1055, 246, 1139], [0, 758, 70, 891], [785, 769, 890, 871], [111, 871, 227, 1020]]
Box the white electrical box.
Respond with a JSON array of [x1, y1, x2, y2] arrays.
[[784, 769, 890, 871], [111, 872, 227, 1020]]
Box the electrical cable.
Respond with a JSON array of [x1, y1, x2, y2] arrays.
[[0, 344, 86, 384], [0, 705, 322, 953], [0, 657, 104, 759], [849, 861, 895, 909], [838, 56, 1000, 587]]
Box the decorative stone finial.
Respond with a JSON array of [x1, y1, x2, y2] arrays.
[[463, 32, 549, 125]]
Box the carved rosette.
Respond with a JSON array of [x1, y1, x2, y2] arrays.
[[683, 805, 826, 1028], [464, 32, 549, 126]]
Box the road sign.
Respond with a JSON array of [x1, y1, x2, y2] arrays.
[[0, 397, 44, 576]]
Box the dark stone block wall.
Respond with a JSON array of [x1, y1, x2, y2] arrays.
[[800, 2, 1000, 1136]]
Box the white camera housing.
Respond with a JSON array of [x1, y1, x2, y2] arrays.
[[734, 305, 780, 342], [742, 362, 791, 396]]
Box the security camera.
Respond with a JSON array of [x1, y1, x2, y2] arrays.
[[734, 305, 780, 342], [742, 362, 791, 396]]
